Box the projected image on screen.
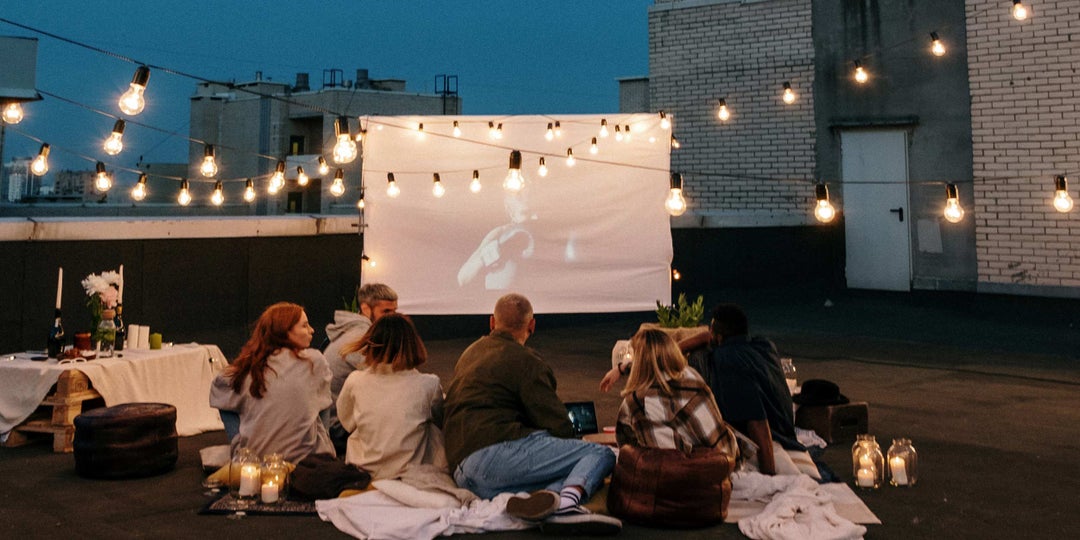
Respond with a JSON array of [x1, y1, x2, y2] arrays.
[[361, 114, 672, 315]]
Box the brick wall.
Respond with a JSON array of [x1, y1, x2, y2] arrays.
[[649, 0, 817, 225], [966, 0, 1080, 293]]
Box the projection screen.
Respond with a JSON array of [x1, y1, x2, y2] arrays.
[[360, 114, 672, 314]]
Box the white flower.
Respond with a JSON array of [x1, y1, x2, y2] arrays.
[[81, 270, 122, 298]]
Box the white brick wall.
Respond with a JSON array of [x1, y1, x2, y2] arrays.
[[966, 0, 1080, 290], [649, 0, 816, 224]]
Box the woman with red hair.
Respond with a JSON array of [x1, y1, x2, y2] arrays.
[[210, 302, 335, 463]]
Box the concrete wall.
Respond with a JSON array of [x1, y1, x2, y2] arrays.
[[966, 0, 1080, 296]]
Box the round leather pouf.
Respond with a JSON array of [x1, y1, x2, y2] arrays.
[[73, 403, 178, 479]]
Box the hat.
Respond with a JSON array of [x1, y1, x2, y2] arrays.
[[793, 379, 849, 406]]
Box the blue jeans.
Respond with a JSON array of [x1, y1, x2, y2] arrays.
[[454, 431, 615, 500]]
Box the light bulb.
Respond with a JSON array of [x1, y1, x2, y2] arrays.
[[504, 150, 525, 192], [432, 173, 445, 198], [243, 179, 256, 202], [30, 143, 50, 176], [357, 190, 365, 209], [211, 181, 224, 206], [332, 116, 357, 163], [1053, 175, 1073, 212], [200, 144, 218, 177], [268, 181, 281, 195], [538, 157, 548, 177], [666, 173, 687, 216], [355, 128, 366, 143], [417, 122, 425, 140], [659, 111, 671, 130], [930, 32, 946, 57], [854, 62, 869, 84], [269, 161, 286, 192], [104, 119, 125, 155], [783, 82, 797, 104], [717, 99, 730, 122], [178, 179, 192, 206], [554, 121, 562, 138], [387, 173, 400, 198], [672, 269, 681, 281], [119, 66, 150, 116], [297, 166, 309, 186], [488, 121, 498, 139], [318, 156, 330, 176], [94, 162, 112, 192], [943, 183, 965, 223], [615, 125, 623, 142], [452, 121, 461, 137], [496, 123, 504, 139], [2, 102, 23, 124], [545, 122, 554, 141], [566, 148, 576, 167], [470, 170, 482, 193], [814, 184, 837, 223], [590, 137, 599, 154], [362, 254, 375, 268], [670, 136, 681, 149], [1012, 1, 1028, 21], [131, 173, 148, 201], [623, 125, 632, 141], [599, 118, 609, 138], [330, 169, 346, 197]]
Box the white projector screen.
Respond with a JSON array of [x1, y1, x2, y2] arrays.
[[360, 114, 672, 314]]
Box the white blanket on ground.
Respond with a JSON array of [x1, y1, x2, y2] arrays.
[[730, 471, 870, 540], [316, 491, 530, 540]]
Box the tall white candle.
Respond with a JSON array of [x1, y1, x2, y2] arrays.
[[261, 480, 280, 503], [239, 464, 260, 496], [890, 456, 909, 485], [856, 467, 875, 488], [55, 267, 63, 310], [118, 264, 124, 304]]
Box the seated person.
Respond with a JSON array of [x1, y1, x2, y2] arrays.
[[336, 313, 447, 480], [324, 283, 398, 455], [210, 302, 335, 464]]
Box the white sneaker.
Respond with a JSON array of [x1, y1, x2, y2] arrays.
[[540, 505, 622, 536]]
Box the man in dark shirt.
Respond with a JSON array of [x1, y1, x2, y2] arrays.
[[443, 293, 620, 534]]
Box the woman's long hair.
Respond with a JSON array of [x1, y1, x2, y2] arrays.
[[621, 328, 687, 397], [341, 313, 427, 371], [227, 302, 307, 398]]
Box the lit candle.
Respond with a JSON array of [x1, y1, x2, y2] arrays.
[[857, 467, 876, 488], [239, 464, 260, 496], [55, 267, 63, 310], [118, 264, 124, 304], [890, 456, 909, 485], [261, 480, 279, 503]]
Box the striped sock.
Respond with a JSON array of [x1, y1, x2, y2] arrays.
[[558, 486, 582, 510]]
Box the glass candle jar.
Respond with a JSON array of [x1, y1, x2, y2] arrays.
[[231, 447, 261, 503], [851, 434, 884, 489], [260, 453, 289, 504], [887, 438, 918, 487]]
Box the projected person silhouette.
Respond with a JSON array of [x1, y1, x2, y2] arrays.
[[457, 190, 536, 290]]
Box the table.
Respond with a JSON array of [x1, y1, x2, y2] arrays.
[[1, 344, 226, 452]]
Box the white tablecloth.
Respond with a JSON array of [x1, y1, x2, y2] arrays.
[[0, 343, 226, 437]]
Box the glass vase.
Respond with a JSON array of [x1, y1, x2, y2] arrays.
[[851, 434, 884, 489], [887, 438, 918, 487], [231, 447, 260, 504], [260, 453, 289, 504]]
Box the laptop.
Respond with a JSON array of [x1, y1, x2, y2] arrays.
[[564, 401, 599, 437]]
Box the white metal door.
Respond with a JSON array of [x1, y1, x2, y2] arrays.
[[841, 130, 911, 291]]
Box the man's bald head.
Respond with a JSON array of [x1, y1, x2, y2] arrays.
[[492, 293, 535, 341]]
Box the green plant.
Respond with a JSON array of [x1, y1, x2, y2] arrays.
[[342, 293, 359, 313], [655, 293, 705, 328]]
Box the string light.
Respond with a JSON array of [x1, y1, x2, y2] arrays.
[[355, 128, 367, 143], [177, 179, 192, 206], [853, 61, 869, 84], [504, 150, 525, 192], [1012, 1, 1029, 21], [599, 118, 609, 138], [2, 102, 23, 124], [269, 160, 286, 193], [659, 111, 671, 130], [357, 188, 366, 209], [665, 172, 688, 216], [554, 121, 562, 138], [566, 148, 576, 167], [317, 156, 330, 176], [538, 157, 548, 177], [670, 135, 681, 149], [211, 181, 225, 206], [131, 173, 148, 201], [590, 137, 599, 154], [361, 253, 375, 268], [672, 268, 681, 281], [387, 172, 400, 198], [545, 122, 554, 141], [930, 32, 946, 57], [103, 119, 125, 155], [452, 120, 461, 137], [943, 183, 965, 223], [470, 170, 482, 193], [30, 143, 50, 176], [118, 66, 150, 116], [488, 121, 498, 139], [432, 172, 446, 197], [496, 123, 504, 139], [296, 166, 309, 186], [243, 178, 256, 202], [614, 125, 623, 141], [782, 82, 797, 104], [1053, 175, 1073, 213], [330, 169, 346, 197], [623, 124, 632, 141], [94, 161, 112, 192], [717, 99, 730, 122], [332, 116, 357, 163], [200, 144, 218, 177], [417, 122, 425, 140], [814, 184, 837, 223]]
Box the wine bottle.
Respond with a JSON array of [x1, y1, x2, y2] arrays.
[[113, 304, 125, 352], [47, 308, 65, 359]]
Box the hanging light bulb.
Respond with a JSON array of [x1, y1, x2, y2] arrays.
[[665, 172, 688, 216], [296, 166, 309, 186], [200, 144, 219, 177], [566, 148, 576, 167], [177, 179, 192, 206], [94, 162, 113, 192], [432, 172, 446, 198], [2, 102, 23, 124], [672, 268, 682, 281], [452, 120, 462, 137], [590, 137, 599, 154], [1012, 1, 1029, 21], [930, 32, 946, 57], [488, 121, 498, 139], [782, 82, 797, 104], [943, 183, 965, 223], [670, 135, 681, 149], [814, 183, 837, 223], [332, 116, 357, 163], [355, 128, 367, 143], [538, 157, 548, 177], [470, 170, 482, 193], [717, 99, 731, 122], [30, 143, 50, 176], [119, 66, 150, 116], [1053, 175, 1073, 212], [317, 156, 330, 176], [269, 160, 286, 193], [599, 118, 609, 138], [545, 122, 554, 141], [496, 123, 504, 139], [386, 172, 401, 198], [614, 125, 623, 142], [103, 119, 126, 155], [853, 61, 869, 84], [330, 169, 346, 197], [361, 253, 375, 268], [504, 150, 525, 192], [554, 121, 563, 138], [131, 173, 149, 201], [623, 124, 632, 141], [417, 122, 426, 140], [659, 111, 671, 130], [357, 189, 366, 209], [211, 181, 225, 206], [243, 178, 256, 202]]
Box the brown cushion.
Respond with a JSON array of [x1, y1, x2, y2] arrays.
[[607, 444, 734, 528]]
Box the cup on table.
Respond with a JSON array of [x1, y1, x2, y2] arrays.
[[149, 333, 163, 350]]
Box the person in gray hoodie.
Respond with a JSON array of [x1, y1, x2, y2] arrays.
[[323, 283, 398, 455]]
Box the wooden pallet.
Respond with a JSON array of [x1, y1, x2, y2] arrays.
[[4, 370, 102, 453]]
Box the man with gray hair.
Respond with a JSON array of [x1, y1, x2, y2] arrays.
[[323, 283, 398, 455], [443, 293, 621, 535]]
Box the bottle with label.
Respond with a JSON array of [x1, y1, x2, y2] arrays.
[[113, 304, 125, 352], [98, 308, 117, 358], [47, 308, 65, 359]]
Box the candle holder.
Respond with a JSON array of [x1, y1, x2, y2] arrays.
[[851, 434, 884, 489], [260, 453, 289, 505], [231, 447, 260, 504], [887, 438, 918, 487]]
